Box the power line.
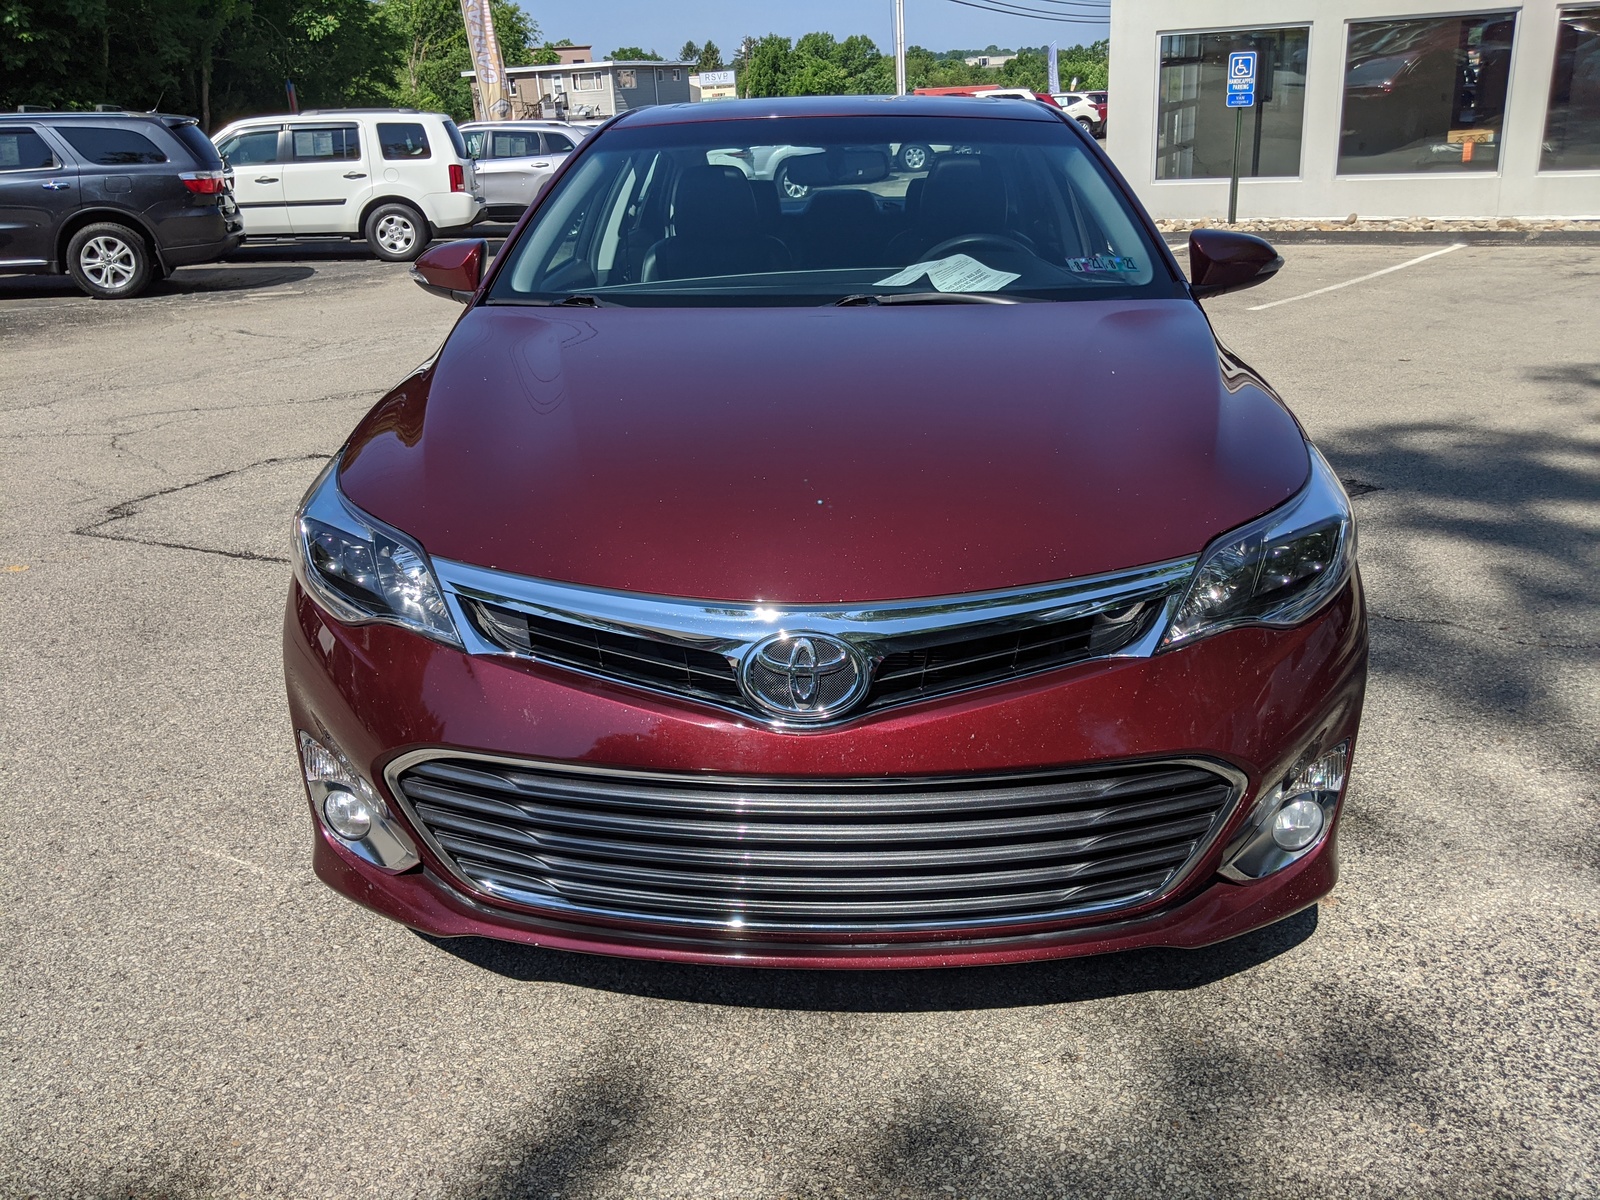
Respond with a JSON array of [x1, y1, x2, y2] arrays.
[[961, 0, 1110, 9], [945, 0, 1110, 23]]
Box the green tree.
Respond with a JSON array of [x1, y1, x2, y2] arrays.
[[696, 40, 723, 73], [378, 0, 538, 120], [0, 0, 398, 130], [608, 46, 660, 61], [739, 34, 791, 97], [678, 40, 698, 63]]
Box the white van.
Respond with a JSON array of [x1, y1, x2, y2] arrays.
[[212, 109, 484, 261]]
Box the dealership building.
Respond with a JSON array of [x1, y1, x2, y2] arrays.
[[1106, 1, 1599, 219]]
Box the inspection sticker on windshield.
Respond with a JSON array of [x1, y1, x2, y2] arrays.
[[876, 254, 1021, 293], [1067, 254, 1139, 274]]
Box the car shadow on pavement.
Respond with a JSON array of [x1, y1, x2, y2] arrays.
[[0, 263, 315, 301], [1320, 413, 1599, 768], [419, 906, 1317, 1012]]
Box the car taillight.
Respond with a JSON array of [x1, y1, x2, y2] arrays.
[[180, 170, 226, 195], [449, 163, 465, 192]]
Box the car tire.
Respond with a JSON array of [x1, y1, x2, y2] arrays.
[[365, 202, 429, 262], [1077, 117, 1095, 135], [896, 143, 934, 172], [66, 222, 152, 299], [774, 164, 809, 202]]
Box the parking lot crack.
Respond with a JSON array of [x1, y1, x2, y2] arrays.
[[1370, 608, 1597, 650], [73, 454, 330, 564]]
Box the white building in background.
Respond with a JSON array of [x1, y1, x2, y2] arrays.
[[1107, 1, 1599, 219]]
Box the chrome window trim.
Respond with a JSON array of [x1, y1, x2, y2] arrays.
[[434, 555, 1197, 724], [382, 749, 1249, 938]]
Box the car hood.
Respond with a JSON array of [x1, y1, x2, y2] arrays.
[[339, 300, 1308, 604]]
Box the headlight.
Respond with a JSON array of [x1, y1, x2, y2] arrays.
[[1161, 443, 1354, 649], [293, 457, 460, 647]]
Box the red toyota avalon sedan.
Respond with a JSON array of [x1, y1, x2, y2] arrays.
[[284, 97, 1365, 968]]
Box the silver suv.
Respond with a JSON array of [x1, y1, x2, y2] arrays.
[[460, 122, 587, 221]]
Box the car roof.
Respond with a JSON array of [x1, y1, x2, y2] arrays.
[[461, 121, 582, 130], [13, 110, 198, 125], [225, 110, 445, 124], [611, 94, 1063, 129]]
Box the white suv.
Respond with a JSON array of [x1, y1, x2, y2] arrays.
[[212, 109, 483, 261]]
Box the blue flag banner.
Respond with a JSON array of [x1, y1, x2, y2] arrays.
[[1048, 43, 1060, 95]]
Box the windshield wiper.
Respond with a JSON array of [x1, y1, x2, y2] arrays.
[[521, 294, 614, 307], [833, 291, 1028, 306]]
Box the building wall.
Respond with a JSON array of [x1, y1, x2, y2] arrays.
[[503, 63, 695, 119], [612, 66, 694, 113], [1108, 0, 1599, 219]]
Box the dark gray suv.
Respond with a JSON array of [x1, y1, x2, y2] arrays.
[[0, 110, 244, 298]]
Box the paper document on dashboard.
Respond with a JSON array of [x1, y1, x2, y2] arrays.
[[875, 254, 1021, 293]]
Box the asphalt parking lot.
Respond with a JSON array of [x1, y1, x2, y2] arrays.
[[2, 238, 1596, 1199]]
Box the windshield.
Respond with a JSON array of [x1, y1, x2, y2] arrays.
[[487, 114, 1179, 306]]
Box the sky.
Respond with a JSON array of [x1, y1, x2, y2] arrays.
[[517, 1, 1111, 60]]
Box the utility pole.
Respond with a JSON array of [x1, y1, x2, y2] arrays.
[[894, 0, 907, 95]]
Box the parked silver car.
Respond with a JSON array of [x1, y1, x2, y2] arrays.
[[460, 122, 586, 221]]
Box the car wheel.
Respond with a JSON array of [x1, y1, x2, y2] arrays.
[[66, 223, 152, 299], [775, 164, 809, 201], [897, 143, 933, 172], [365, 203, 428, 262], [1077, 117, 1095, 135]]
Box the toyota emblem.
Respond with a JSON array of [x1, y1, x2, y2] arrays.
[[740, 633, 869, 722]]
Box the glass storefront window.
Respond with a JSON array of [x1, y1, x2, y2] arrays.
[[1338, 13, 1517, 174], [1542, 7, 1600, 170], [1156, 28, 1309, 180]]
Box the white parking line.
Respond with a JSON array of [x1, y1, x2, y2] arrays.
[[1247, 242, 1468, 311]]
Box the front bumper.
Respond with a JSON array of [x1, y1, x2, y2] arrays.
[[283, 575, 1367, 968]]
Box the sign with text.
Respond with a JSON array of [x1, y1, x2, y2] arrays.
[[1227, 50, 1257, 108], [698, 70, 736, 87]]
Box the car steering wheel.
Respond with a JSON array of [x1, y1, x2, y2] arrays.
[[923, 232, 1038, 259]]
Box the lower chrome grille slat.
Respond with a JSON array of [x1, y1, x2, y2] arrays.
[[411, 758, 1222, 816], [414, 802, 1216, 872], [405, 776, 1229, 847], [392, 755, 1244, 936], [428, 823, 1205, 897], [461, 860, 1178, 920]]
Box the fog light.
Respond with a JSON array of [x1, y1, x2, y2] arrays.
[[322, 788, 374, 840], [296, 727, 420, 873], [1220, 740, 1351, 882], [1272, 798, 1324, 851]]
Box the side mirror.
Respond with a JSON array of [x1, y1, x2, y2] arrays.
[[1187, 229, 1283, 299], [410, 239, 487, 303]]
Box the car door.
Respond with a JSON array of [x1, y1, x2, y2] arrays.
[[217, 126, 289, 235], [536, 131, 576, 191], [0, 124, 79, 266], [475, 128, 544, 211], [281, 123, 367, 235]]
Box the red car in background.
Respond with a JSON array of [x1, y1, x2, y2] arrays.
[[914, 85, 1063, 107], [284, 96, 1365, 969]]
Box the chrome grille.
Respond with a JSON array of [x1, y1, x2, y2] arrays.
[[865, 601, 1159, 710], [443, 555, 1194, 724], [391, 755, 1242, 935], [469, 602, 742, 704]]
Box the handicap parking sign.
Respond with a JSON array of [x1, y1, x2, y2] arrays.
[[1227, 50, 1257, 107]]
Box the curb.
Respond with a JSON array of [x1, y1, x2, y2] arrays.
[[1160, 229, 1600, 246]]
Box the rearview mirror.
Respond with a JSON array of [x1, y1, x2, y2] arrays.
[[784, 148, 891, 188], [410, 239, 487, 303], [1187, 229, 1283, 299]]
